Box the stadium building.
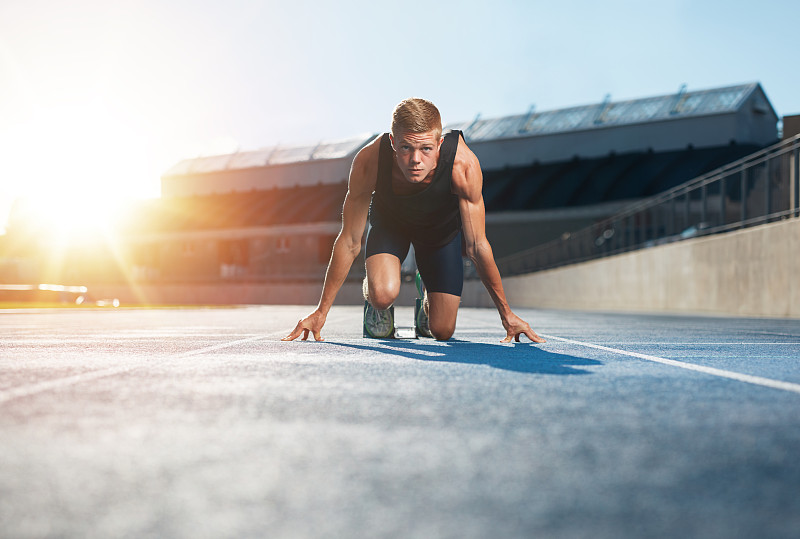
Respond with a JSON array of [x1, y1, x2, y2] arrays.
[[131, 83, 778, 285]]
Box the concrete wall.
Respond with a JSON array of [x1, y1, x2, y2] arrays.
[[482, 217, 800, 318], [91, 218, 799, 319]]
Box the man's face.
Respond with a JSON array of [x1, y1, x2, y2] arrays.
[[389, 130, 443, 183]]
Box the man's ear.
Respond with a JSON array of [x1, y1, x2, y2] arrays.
[[389, 133, 396, 151]]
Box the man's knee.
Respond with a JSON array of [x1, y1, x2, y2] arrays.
[[428, 318, 455, 341], [370, 293, 396, 311], [364, 277, 399, 311], [426, 292, 459, 341]]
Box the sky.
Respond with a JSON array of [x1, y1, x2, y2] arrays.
[[1, 0, 799, 232]]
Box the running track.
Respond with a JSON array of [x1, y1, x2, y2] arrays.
[[1, 306, 798, 538]]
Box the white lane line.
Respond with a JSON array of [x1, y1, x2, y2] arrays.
[[543, 335, 800, 395], [0, 366, 138, 405], [0, 332, 282, 405], [175, 334, 278, 357], [4, 335, 265, 345]]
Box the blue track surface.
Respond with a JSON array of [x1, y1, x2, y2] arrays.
[[1, 306, 798, 538]]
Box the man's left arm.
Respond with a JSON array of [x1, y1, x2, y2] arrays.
[[454, 140, 545, 343]]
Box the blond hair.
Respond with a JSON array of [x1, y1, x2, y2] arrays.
[[391, 98, 442, 139]]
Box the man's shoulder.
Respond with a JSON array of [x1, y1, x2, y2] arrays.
[[349, 134, 383, 193], [355, 134, 384, 163], [450, 134, 482, 199], [452, 134, 479, 174]]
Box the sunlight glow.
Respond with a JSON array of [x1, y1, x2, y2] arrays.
[[5, 100, 149, 191], [0, 95, 154, 237], [11, 196, 122, 248]]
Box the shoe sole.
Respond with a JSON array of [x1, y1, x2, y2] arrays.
[[363, 301, 395, 339], [415, 297, 433, 338]]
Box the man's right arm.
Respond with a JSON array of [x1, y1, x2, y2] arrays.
[[282, 137, 379, 341], [316, 187, 372, 315]]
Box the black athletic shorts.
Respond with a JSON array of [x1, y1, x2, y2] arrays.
[[365, 223, 464, 296]]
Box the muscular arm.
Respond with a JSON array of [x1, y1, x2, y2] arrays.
[[316, 189, 370, 313], [453, 138, 545, 343], [282, 137, 379, 341]]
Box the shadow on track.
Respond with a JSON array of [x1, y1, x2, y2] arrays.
[[327, 339, 601, 375]]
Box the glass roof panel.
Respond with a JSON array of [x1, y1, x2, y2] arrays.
[[311, 134, 374, 160], [268, 145, 315, 165], [228, 149, 273, 169], [189, 155, 233, 174], [454, 83, 756, 140]]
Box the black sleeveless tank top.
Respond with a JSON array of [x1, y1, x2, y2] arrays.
[[369, 130, 462, 247]]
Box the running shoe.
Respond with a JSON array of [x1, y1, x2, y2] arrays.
[[415, 297, 433, 338], [414, 272, 433, 338], [363, 301, 395, 339]]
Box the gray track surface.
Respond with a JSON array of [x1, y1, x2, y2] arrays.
[[2, 306, 799, 538]]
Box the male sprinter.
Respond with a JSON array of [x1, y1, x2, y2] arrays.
[[283, 98, 545, 343]]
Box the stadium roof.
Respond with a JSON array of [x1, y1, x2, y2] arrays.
[[448, 83, 769, 142], [164, 133, 375, 177], [163, 83, 771, 177]]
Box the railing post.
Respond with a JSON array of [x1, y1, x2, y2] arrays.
[[720, 176, 727, 227], [653, 207, 660, 242], [765, 158, 771, 220], [565, 235, 572, 265], [700, 184, 707, 226], [684, 192, 690, 232], [624, 215, 631, 251], [793, 146, 800, 218], [668, 198, 675, 238], [740, 168, 747, 225]]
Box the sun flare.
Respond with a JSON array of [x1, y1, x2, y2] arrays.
[[12, 195, 123, 247], [2, 98, 151, 244]]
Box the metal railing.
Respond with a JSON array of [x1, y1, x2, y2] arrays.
[[497, 134, 800, 276]]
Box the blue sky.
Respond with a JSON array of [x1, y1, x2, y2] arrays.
[[1, 0, 798, 221]]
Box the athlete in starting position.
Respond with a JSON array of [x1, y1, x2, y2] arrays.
[[283, 98, 545, 343]]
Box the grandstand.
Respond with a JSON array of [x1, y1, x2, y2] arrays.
[[138, 82, 777, 285], [2, 83, 780, 300]]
